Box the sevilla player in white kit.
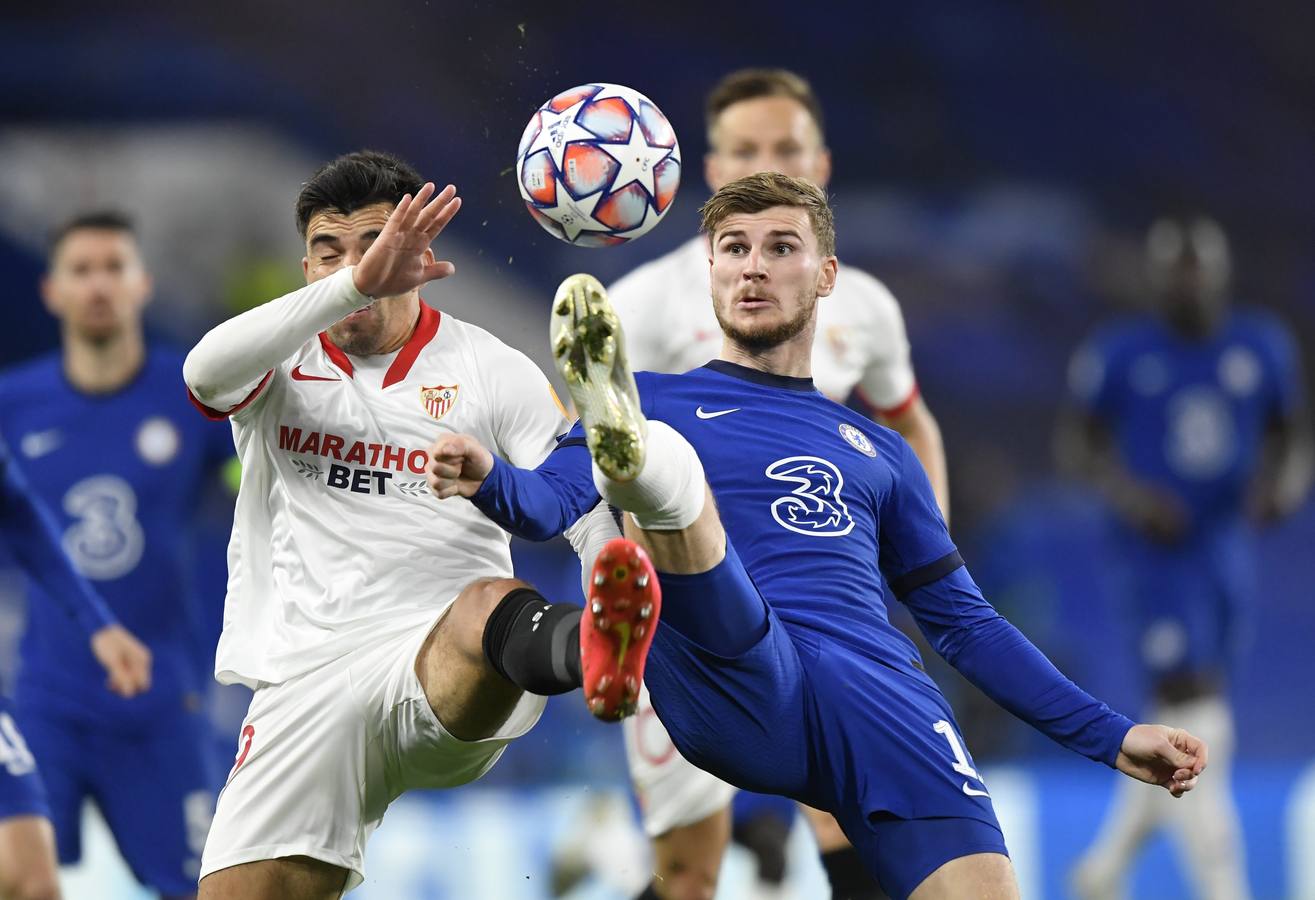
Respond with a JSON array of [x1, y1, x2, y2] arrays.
[[183, 151, 658, 899], [609, 70, 949, 900]]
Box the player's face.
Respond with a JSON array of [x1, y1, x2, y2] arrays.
[[708, 206, 838, 351], [304, 202, 429, 355], [1147, 222, 1230, 335], [705, 97, 832, 192], [41, 229, 151, 343]]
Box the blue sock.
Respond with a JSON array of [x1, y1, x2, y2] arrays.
[[655, 541, 769, 657]]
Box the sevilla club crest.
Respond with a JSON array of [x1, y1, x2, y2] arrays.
[[420, 384, 460, 421]]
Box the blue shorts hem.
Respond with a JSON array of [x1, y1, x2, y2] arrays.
[[0, 797, 51, 822], [846, 813, 1008, 900], [889, 839, 1010, 899]]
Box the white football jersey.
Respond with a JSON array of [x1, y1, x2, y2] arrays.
[[204, 305, 569, 688], [609, 235, 918, 411]]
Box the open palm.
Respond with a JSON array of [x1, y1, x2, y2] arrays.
[[353, 182, 463, 299]]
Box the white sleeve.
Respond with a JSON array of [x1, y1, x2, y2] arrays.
[[609, 263, 671, 372], [183, 267, 370, 413], [487, 344, 573, 468], [853, 276, 918, 414], [563, 501, 623, 596]]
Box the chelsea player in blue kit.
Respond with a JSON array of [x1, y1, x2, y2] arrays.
[[0, 213, 234, 898], [0, 434, 151, 900], [427, 174, 1210, 899], [1063, 218, 1312, 900]]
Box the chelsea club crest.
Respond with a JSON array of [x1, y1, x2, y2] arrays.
[[838, 423, 877, 458]]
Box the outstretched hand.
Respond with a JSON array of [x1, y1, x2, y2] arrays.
[[1115, 723, 1208, 797], [353, 182, 462, 299], [427, 433, 495, 499]]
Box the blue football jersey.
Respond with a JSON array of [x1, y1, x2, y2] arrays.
[[628, 360, 958, 677], [0, 348, 233, 725], [478, 358, 1134, 821], [1069, 311, 1302, 529]]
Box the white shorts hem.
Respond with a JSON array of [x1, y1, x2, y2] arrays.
[[643, 781, 738, 837], [200, 843, 364, 892]]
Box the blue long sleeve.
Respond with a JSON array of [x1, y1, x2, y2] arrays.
[[905, 566, 1135, 767], [469, 440, 600, 540], [1, 450, 115, 636]]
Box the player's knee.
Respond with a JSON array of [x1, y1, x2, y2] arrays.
[[450, 577, 531, 661], [652, 844, 722, 900], [0, 870, 61, 900], [650, 871, 717, 900]]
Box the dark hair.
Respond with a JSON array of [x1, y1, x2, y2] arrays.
[[700, 172, 836, 257], [705, 68, 826, 145], [48, 210, 136, 261], [295, 150, 425, 237]]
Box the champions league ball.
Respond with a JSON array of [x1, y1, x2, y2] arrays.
[[516, 83, 680, 247]]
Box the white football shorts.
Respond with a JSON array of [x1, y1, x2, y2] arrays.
[[623, 683, 737, 837], [199, 606, 546, 891]]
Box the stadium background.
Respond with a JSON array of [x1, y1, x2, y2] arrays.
[[1, 2, 1313, 897]]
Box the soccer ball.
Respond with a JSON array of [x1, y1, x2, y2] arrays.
[[517, 83, 680, 247]]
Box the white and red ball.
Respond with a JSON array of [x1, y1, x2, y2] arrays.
[[517, 83, 680, 247]]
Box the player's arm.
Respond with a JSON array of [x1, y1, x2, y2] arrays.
[[427, 428, 599, 541], [430, 427, 618, 596], [881, 440, 1204, 794], [1248, 412, 1313, 521], [1055, 341, 1188, 542], [1247, 325, 1314, 521], [852, 285, 949, 520], [910, 573, 1204, 795], [0, 447, 151, 697], [183, 183, 460, 414], [1055, 408, 1184, 541]]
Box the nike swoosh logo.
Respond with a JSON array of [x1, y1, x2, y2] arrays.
[[291, 365, 341, 382], [695, 406, 740, 419], [962, 781, 991, 798]]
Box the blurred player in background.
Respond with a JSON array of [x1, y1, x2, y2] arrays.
[[185, 151, 641, 899], [0, 434, 150, 900], [430, 173, 1211, 900], [608, 68, 947, 900], [0, 212, 235, 899], [1061, 216, 1312, 900]]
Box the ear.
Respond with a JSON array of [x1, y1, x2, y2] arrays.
[[38, 275, 59, 317], [815, 147, 833, 189], [302, 256, 310, 281], [816, 256, 839, 298], [704, 151, 721, 194], [138, 270, 155, 309]]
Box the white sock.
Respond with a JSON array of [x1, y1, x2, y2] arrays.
[[592, 420, 706, 531]]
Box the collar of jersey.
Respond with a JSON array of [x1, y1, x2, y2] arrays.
[[702, 359, 817, 392], [316, 303, 442, 387]]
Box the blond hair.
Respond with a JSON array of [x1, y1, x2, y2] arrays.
[[699, 172, 836, 257]]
